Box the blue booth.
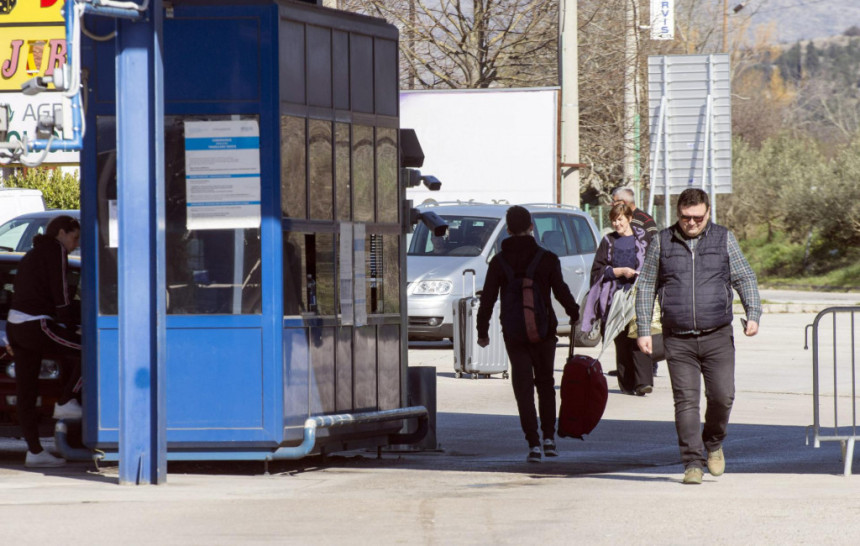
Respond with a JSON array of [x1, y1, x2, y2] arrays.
[[76, 0, 425, 460]]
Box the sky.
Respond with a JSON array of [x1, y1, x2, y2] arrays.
[[743, 0, 860, 43]]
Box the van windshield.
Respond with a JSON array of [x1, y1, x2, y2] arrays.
[[408, 215, 499, 257]]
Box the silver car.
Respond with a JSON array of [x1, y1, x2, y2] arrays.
[[0, 209, 81, 256], [407, 202, 601, 346]]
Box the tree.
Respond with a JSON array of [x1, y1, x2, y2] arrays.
[[576, 0, 631, 197], [341, 0, 558, 89]]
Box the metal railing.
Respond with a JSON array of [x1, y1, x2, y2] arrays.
[[804, 307, 860, 476]]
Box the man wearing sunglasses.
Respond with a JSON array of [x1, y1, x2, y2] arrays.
[[634, 188, 761, 485]]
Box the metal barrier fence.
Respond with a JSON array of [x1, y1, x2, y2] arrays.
[[805, 307, 860, 476]]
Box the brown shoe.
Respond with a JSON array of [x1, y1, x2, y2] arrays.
[[683, 467, 703, 485], [707, 447, 725, 476]]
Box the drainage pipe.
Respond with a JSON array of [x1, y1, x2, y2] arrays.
[[87, 406, 428, 463], [54, 420, 97, 462], [266, 406, 429, 461]]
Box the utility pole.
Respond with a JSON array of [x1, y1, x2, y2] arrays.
[[623, 0, 640, 200], [722, 0, 728, 51], [559, 0, 581, 206]]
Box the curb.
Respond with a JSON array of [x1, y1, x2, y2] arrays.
[[733, 303, 844, 315]]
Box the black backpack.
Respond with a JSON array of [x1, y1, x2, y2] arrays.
[[498, 249, 549, 343]]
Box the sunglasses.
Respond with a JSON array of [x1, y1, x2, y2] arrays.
[[679, 214, 706, 223]]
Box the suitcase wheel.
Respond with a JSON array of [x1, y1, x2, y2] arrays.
[[502, 372, 509, 379], [455, 371, 462, 379], [471, 373, 478, 379]]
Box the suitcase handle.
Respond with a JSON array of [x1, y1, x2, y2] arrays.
[[462, 269, 476, 298], [569, 322, 576, 359]]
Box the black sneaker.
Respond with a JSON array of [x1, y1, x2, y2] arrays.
[[527, 446, 542, 463], [542, 439, 559, 457]]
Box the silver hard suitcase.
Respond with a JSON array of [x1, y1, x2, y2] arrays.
[[452, 269, 510, 379]]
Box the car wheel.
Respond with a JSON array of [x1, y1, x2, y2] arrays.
[[573, 318, 601, 348]]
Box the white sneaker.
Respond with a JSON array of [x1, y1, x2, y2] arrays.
[[53, 399, 82, 420], [25, 450, 66, 468]]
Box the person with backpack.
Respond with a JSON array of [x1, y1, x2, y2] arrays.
[[476, 206, 580, 463]]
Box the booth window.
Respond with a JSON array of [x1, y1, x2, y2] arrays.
[[281, 115, 307, 219], [308, 120, 333, 220], [352, 125, 375, 222], [366, 233, 398, 315], [283, 231, 306, 315], [283, 231, 335, 317], [335, 123, 351, 220], [376, 127, 398, 224], [95, 115, 263, 315], [382, 234, 399, 313]]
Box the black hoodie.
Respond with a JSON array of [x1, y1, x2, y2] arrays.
[[476, 235, 579, 340], [10, 237, 80, 326]]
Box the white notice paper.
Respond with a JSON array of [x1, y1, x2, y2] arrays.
[[184, 120, 261, 230]]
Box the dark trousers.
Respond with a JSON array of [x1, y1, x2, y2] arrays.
[[7, 319, 81, 454], [504, 336, 558, 447], [664, 324, 735, 469], [614, 335, 658, 393]]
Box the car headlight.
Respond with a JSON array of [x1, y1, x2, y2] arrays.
[[40, 359, 61, 380], [5, 360, 61, 380], [412, 280, 453, 295]]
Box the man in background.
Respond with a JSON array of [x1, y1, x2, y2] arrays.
[[612, 187, 658, 243]]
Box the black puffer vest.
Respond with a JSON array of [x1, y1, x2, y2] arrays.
[[658, 223, 732, 332]]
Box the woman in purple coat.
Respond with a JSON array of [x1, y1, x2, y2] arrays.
[[580, 203, 653, 395]]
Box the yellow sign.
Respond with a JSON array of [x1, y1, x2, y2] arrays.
[[0, 25, 66, 90], [0, 0, 65, 24]]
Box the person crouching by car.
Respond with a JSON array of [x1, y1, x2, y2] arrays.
[[7, 215, 82, 468]]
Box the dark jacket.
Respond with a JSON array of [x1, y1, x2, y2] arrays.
[[477, 235, 579, 340], [658, 223, 732, 332], [632, 208, 658, 243], [10, 237, 80, 326]]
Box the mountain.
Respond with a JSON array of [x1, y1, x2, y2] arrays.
[[745, 0, 860, 43]]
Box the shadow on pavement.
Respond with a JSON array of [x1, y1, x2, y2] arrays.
[[1, 412, 850, 480]]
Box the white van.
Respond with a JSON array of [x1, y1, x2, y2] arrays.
[[0, 188, 46, 226]]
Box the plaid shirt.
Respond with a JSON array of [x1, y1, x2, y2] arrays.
[[635, 223, 761, 337]]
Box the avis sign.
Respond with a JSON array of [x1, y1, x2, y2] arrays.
[[651, 0, 675, 41]]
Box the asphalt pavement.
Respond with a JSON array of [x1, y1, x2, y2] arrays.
[[1, 295, 860, 544]]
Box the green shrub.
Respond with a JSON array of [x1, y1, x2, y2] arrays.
[[739, 232, 807, 277], [2, 168, 80, 210]]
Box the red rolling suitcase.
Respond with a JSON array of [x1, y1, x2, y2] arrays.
[[557, 343, 608, 439]]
